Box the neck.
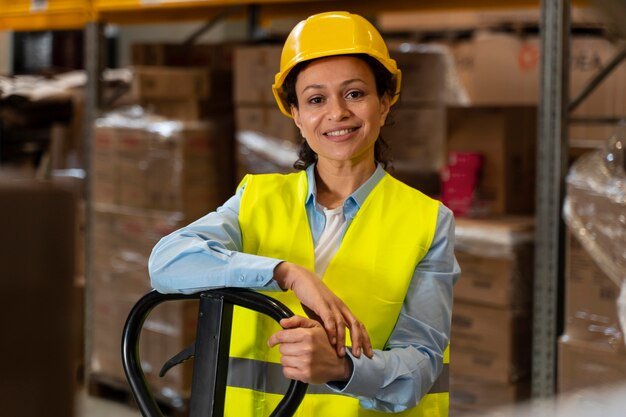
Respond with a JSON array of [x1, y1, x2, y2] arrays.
[[314, 159, 376, 209]]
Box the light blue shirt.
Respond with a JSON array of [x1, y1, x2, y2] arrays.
[[149, 163, 460, 413]]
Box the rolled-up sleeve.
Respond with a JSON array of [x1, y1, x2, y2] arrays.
[[148, 190, 283, 294]]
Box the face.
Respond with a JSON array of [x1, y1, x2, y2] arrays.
[[290, 56, 391, 168]]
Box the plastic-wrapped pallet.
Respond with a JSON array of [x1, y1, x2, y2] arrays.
[[560, 127, 626, 394], [90, 106, 234, 406]]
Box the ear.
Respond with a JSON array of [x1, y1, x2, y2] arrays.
[[291, 105, 302, 129], [379, 94, 391, 126]]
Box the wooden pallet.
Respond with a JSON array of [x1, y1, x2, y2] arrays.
[[88, 373, 189, 417]]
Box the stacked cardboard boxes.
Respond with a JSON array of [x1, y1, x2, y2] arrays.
[[445, 32, 626, 147], [446, 106, 537, 216], [559, 144, 626, 396], [559, 226, 626, 394], [451, 217, 534, 415], [559, 229, 626, 396], [233, 45, 299, 180], [90, 51, 236, 403], [90, 111, 234, 401], [383, 45, 449, 196]]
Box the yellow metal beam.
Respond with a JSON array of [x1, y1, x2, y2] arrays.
[[0, 12, 92, 31], [0, 0, 595, 31]]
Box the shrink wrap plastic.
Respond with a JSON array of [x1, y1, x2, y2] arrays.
[[563, 127, 626, 346]]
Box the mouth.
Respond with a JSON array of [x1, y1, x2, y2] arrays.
[[324, 127, 359, 137]]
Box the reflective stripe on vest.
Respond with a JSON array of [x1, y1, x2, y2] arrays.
[[230, 170, 448, 417]]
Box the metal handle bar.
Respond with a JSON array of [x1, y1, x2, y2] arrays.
[[121, 288, 308, 417]]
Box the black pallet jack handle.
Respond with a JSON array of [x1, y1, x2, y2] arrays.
[[122, 288, 308, 417]]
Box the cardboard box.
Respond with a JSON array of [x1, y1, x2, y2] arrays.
[[235, 105, 300, 144], [451, 302, 531, 383], [568, 36, 626, 142], [234, 45, 282, 105], [564, 230, 623, 351], [131, 42, 234, 72], [558, 336, 626, 393], [91, 206, 200, 397], [382, 105, 446, 172], [390, 48, 448, 104], [91, 285, 199, 397], [470, 32, 540, 106], [446, 32, 625, 143], [235, 131, 299, 181], [93, 115, 234, 216], [451, 376, 530, 412], [447, 106, 537, 215], [0, 181, 75, 417], [127, 66, 233, 118], [131, 66, 212, 101], [454, 217, 534, 308]]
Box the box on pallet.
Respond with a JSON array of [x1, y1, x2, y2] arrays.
[[451, 302, 531, 383], [235, 105, 300, 144], [234, 45, 282, 105], [127, 66, 233, 119], [93, 111, 234, 218], [564, 230, 623, 351], [131, 42, 234, 71], [382, 105, 446, 173], [445, 32, 626, 143], [90, 108, 235, 401], [92, 284, 198, 397], [447, 106, 537, 215], [454, 217, 534, 309], [558, 335, 626, 393], [450, 375, 530, 414], [389, 46, 448, 104]]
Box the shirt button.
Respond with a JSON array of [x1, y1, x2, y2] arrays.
[[238, 274, 245, 282], [256, 275, 263, 282]]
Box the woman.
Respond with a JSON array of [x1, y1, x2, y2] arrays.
[[149, 11, 459, 417]]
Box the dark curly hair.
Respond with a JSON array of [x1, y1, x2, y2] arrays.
[[282, 54, 397, 171]]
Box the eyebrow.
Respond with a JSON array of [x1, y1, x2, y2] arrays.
[[300, 78, 367, 94]]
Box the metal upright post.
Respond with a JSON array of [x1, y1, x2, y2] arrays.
[[83, 20, 105, 386], [533, 0, 570, 398]]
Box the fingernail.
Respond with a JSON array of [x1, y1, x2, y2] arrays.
[[340, 346, 345, 356], [355, 347, 360, 356]]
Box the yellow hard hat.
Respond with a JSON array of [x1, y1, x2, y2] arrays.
[[272, 11, 402, 118]]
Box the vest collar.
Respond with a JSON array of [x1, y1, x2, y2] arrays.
[[304, 163, 387, 215]]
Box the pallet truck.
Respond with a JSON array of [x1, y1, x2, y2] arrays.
[[122, 288, 308, 417]]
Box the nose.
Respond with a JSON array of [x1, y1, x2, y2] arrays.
[[328, 96, 350, 121]]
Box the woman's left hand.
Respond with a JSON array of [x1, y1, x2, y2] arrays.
[[268, 316, 353, 384]]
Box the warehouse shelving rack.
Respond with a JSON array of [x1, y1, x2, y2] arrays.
[[0, 0, 610, 400]]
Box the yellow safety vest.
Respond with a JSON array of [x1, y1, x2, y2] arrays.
[[225, 170, 449, 417]]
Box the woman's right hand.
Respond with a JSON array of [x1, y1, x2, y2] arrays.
[[273, 262, 373, 359]]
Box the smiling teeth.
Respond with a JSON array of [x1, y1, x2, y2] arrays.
[[326, 128, 355, 137]]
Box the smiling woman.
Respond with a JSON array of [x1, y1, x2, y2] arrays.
[[148, 11, 460, 417]]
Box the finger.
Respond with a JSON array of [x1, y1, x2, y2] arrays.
[[280, 315, 320, 330], [318, 307, 338, 346], [347, 318, 362, 358], [334, 312, 347, 357], [360, 323, 374, 358], [268, 326, 315, 348], [350, 319, 372, 358]]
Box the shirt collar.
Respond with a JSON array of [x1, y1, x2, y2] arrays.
[[304, 163, 386, 210]]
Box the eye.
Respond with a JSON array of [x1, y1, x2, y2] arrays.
[[308, 96, 324, 105], [346, 90, 364, 100]]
